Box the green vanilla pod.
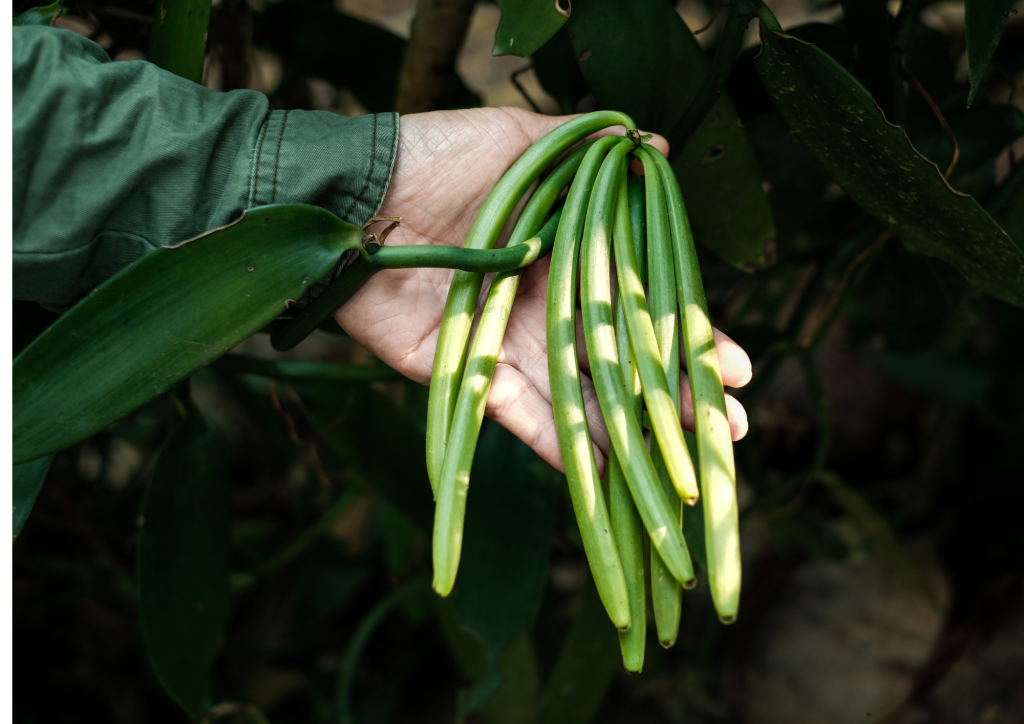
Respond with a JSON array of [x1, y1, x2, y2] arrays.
[[579, 142, 693, 586], [13, 204, 362, 464], [639, 144, 740, 624], [612, 168, 699, 506], [637, 152, 692, 647], [546, 135, 632, 630], [427, 111, 636, 491], [431, 144, 590, 595], [610, 286, 646, 672]]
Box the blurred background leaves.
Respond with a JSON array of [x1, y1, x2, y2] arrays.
[[12, 1, 1024, 723]]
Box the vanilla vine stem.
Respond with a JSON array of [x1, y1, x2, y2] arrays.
[[270, 207, 562, 352]]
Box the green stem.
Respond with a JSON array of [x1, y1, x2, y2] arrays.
[[270, 210, 563, 352], [756, 1, 782, 32], [667, 0, 761, 161], [231, 486, 364, 591], [335, 577, 428, 724]]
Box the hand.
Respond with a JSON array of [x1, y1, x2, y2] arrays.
[[334, 107, 752, 474]]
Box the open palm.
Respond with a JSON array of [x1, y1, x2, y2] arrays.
[[335, 107, 751, 473]]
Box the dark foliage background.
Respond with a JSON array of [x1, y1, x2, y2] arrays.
[[12, 1, 1024, 723]]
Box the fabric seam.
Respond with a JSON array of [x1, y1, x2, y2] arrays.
[[341, 112, 378, 221], [271, 109, 290, 204], [249, 112, 272, 206], [372, 111, 401, 217]]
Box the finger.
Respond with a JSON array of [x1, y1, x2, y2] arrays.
[[679, 374, 750, 442], [485, 361, 610, 476], [576, 319, 750, 391], [494, 318, 612, 459], [712, 328, 753, 388]]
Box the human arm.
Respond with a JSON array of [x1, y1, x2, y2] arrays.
[[13, 25, 397, 312]]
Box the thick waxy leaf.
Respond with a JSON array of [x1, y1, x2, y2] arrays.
[[565, 0, 774, 269], [452, 423, 558, 714], [493, 0, 569, 57], [148, 0, 212, 84], [13, 454, 53, 541], [13, 1, 66, 26], [532, 581, 619, 724], [138, 400, 230, 719], [756, 31, 1024, 307], [255, 2, 477, 112], [965, 0, 1017, 107], [13, 204, 362, 464], [289, 379, 435, 531]]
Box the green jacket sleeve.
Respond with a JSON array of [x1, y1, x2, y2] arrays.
[[13, 25, 399, 312]]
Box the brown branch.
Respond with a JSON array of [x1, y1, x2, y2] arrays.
[[801, 230, 892, 348], [268, 380, 332, 488], [510, 65, 542, 113], [694, 0, 728, 36], [394, 0, 478, 114], [896, 51, 960, 178]]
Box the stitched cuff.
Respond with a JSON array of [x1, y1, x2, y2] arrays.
[[248, 110, 399, 227]]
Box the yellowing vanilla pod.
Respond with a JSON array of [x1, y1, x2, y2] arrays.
[[426, 111, 638, 493], [638, 144, 741, 624]]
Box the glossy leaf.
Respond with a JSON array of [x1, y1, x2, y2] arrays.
[[532, 581, 620, 724], [138, 400, 230, 719], [12, 454, 53, 541], [965, 0, 1017, 107], [566, 0, 774, 269], [289, 379, 435, 531], [148, 0, 212, 85], [254, 1, 477, 112], [756, 30, 1024, 307], [493, 0, 569, 57], [452, 423, 558, 714], [13, 204, 363, 464], [13, 1, 66, 26]]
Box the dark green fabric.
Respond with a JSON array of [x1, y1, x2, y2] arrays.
[[13, 25, 399, 312]]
